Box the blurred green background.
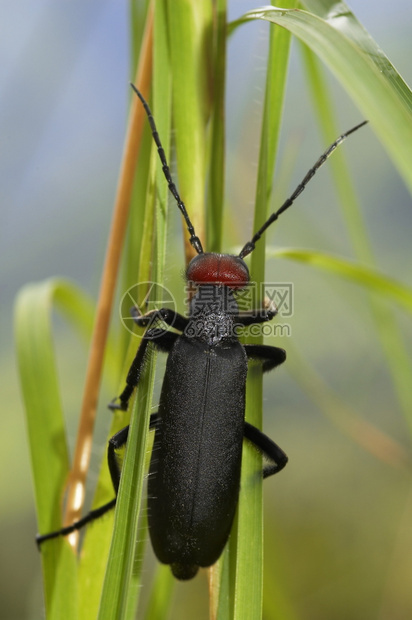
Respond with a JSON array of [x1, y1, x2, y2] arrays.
[[2, 1, 412, 618]]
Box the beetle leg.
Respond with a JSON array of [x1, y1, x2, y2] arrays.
[[35, 497, 117, 546], [109, 329, 179, 411], [236, 308, 277, 325], [108, 426, 129, 493], [242, 345, 287, 478], [131, 306, 189, 332], [36, 413, 161, 546], [244, 343, 286, 373], [244, 421, 288, 477], [108, 412, 160, 491]]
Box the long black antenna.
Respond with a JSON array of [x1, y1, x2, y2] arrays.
[[130, 83, 203, 255], [239, 120, 368, 259]]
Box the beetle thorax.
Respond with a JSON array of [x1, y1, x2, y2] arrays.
[[185, 284, 240, 345]]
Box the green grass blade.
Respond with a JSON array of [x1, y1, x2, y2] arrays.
[[300, 44, 412, 433], [270, 246, 412, 433], [230, 4, 294, 618], [96, 5, 173, 615], [167, 0, 213, 254], [232, 363, 264, 619], [120, 5, 174, 617], [269, 248, 412, 314], [249, 0, 294, 285], [207, 0, 227, 253], [96, 143, 159, 620], [15, 278, 98, 618], [153, 0, 172, 284], [94, 170, 152, 617], [303, 0, 411, 109], [236, 3, 412, 194], [300, 45, 372, 261], [97, 361, 155, 620]]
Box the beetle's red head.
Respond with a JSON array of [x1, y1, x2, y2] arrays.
[[186, 253, 249, 290]]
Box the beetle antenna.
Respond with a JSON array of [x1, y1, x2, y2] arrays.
[[239, 120, 368, 259], [130, 83, 203, 254]]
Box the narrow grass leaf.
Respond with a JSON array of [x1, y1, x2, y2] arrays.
[[167, 0, 213, 256], [269, 248, 412, 314], [207, 0, 226, 253], [121, 4, 174, 617], [15, 278, 97, 618], [301, 43, 412, 437], [96, 5, 172, 615], [300, 45, 372, 261], [235, 4, 412, 194], [97, 362, 155, 620], [153, 0, 172, 283], [231, 5, 294, 618]]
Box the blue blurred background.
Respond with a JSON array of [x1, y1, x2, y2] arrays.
[[2, 1, 412, 618]]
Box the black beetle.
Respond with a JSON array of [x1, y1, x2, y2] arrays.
[[37, 86, 366, 580]]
